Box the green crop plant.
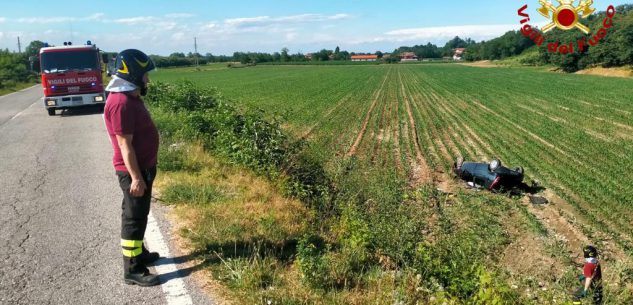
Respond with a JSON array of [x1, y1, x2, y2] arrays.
[[150, 64, 633, 304]]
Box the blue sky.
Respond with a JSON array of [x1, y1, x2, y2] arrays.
[[0, 0, 628, 55]]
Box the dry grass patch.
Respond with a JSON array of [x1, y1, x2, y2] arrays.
[[575, 66, 632, 78], [155, 143, 311, 248]]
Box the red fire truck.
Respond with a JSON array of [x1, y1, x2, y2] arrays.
[[39, 43, 107, 116]]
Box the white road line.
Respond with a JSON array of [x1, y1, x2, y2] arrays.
[[8, 99, 40, 121], [145, 210, 194, 305], [31, 98, 43, 108], [9, 112, 22, 120]]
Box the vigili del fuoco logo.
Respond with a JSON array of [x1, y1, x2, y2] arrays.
[[518, 0, 616, 54]]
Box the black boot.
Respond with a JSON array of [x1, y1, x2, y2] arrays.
[[138, 245, 160, 265], [124, 257, 160, 286]]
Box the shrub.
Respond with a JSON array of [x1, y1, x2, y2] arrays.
[[147, 80, 333, 205], [296, 234, 329, 289]]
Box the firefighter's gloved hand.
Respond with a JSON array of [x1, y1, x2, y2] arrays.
[[573, 288, 587, 299]]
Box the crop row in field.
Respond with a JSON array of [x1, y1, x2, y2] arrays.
[[153, 64, 633, 303], [155, 64, 633, 250], [156, 65, 633, 263]]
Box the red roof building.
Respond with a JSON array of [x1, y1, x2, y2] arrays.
[[453, 48, 466, 61], [351, 55, 378, 61], [400, 52, 418, 62]]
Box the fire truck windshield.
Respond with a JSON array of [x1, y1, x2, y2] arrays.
[[41, 50, 99, 73]]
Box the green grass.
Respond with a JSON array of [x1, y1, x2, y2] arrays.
[[0, 81, 37, 96], [153, 64, 633, 234], [151, 64, 633, 304]]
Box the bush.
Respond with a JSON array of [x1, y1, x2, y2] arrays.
[[147, 81, 333, 205], [296, 234, 330, 289], [0, 50, 33, 89]]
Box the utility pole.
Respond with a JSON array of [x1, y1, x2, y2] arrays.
[[194, 37, 199, 68], [17, 36, 22, 53]]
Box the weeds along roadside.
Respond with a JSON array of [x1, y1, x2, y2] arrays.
[[146, 80, 549, 304]]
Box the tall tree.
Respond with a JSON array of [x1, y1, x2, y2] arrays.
[[25, 40, 46, 58], [281, 47, 290, 62]]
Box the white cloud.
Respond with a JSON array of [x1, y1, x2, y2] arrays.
[[3, 12, 521, 56], [224, 13, 351, 28], [165, 13, 194, 19], [17, 17, 75, 24], [210, 13, 351, 36], [15, 13, 106, 24], [112, 16, 156, 25], [285, 32, 298, 41], [201, 23, 217, 30], [327, 14, 350, 21], [156, 21, 178, 31], [354, 24, 518, 44], [171, 32, 186, 41], [224, 16, 269, 27], [85, 13, 105, 21]]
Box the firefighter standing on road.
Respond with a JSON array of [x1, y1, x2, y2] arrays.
[[573, 245, 603, 305], [104, 49, 160, 286]]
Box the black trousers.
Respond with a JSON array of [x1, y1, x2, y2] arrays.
[[593, 285, 603, 305], [116, 166, 156, 272]]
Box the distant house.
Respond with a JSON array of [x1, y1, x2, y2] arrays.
[[305, 53, 313, 60], [453, 48, 466, 61], [351, 55, 378, 62], [400, 52, 418, 62]]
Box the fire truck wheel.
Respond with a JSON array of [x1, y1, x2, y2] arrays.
[[47, 108, 56, 116]]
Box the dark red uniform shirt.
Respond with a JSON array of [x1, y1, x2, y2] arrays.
[[584, 261, 602, 282], [104, 92, 159, 172]]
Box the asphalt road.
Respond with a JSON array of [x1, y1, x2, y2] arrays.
[[0, 86, 216, 305]]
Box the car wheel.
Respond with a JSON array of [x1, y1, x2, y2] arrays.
[[489, 159, 501, 171], [515, 167, 524, 174], [47, 108, 56, 116]]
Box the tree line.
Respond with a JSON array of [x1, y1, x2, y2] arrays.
[[392, 37, 476, 59], [464, 4, 633, 72], [172, 37, 477, 67], [0, 41, 44, 89], [4, 4, 631, 85], [155, 47, 375, 66]]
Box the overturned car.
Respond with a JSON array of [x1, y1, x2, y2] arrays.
[[453, 157, 524, 191]]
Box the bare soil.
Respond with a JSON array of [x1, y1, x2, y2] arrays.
[[346, 71, 390, 157], [459, 60, 500, 68], [399, 71, 432, 184], [575, 66, 632, 78]]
